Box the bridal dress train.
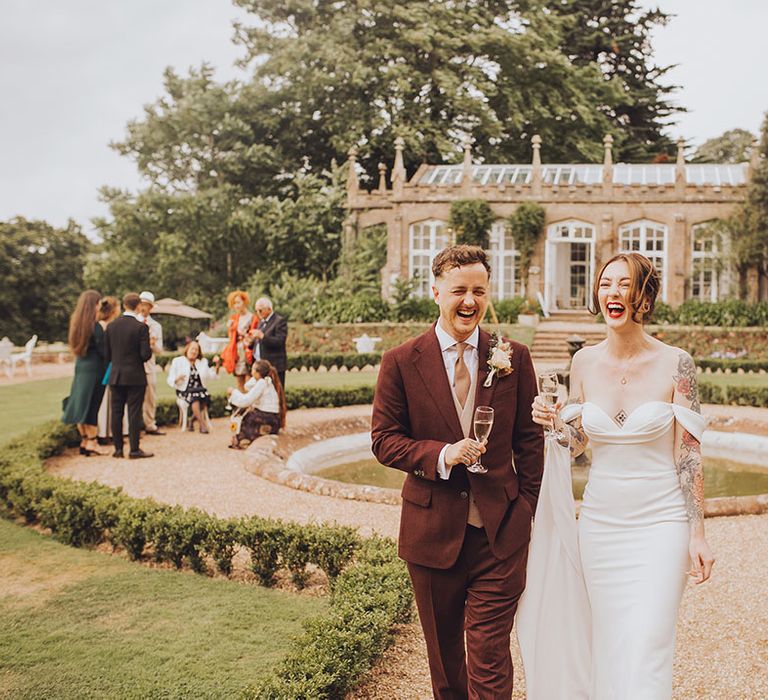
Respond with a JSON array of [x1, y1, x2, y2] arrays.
[[518, 401, 706, 700]]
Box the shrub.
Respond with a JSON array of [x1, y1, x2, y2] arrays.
[[203, 518, 240, 576], [309, 525, 361, 585], [239, 516, 285, 587], [698, 380, 768, 407], [146, 505, 211, 572], [109, 499, 158, 560], [450, 199, 494, 248]]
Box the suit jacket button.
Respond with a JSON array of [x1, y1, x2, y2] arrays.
[[414, 469, 423, 477], [460, 491, 468, 499]]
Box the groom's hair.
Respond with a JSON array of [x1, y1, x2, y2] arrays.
[[432, 245, 491, 279]]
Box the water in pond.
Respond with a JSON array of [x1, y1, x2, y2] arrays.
[[316, 456, 768, 499]]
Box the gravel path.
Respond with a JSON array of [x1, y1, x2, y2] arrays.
[[46, 407, 401, 538], [46, 404, 768, 699]]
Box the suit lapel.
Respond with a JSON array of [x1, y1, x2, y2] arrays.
[[473, 328, 498, 409], [413, 327, 464, 442]]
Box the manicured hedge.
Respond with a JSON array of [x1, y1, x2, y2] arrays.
[[698, 381, 768, 408], [0, 386, 410, 697], [156, 351, 381, 372], [696, 358, 768, 373], [153, 385, 375, 428]]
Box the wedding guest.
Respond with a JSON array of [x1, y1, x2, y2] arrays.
[[252, 296, 288, 388], [96, 296, 121, 443], [221, 290, 257, 392], [226, 359, 286, 449], [105, 292, 153, 459], [166, 340, 219, 434], [138, 290, 165, 436], [62, 290, 109, 455]]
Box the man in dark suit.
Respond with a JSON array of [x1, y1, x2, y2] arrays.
[[105, 292, 153, 459], [252, 296, 288, 388], [371, 245, 544, 699]]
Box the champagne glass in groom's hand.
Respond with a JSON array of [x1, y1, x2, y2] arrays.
[[467, 406, 494, 474]]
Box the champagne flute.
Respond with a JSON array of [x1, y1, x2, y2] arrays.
[[468, 406, 494, 474], [538, 371, 564, 440]]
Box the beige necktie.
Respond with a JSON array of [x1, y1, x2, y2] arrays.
[[454, 342, 470, 408]]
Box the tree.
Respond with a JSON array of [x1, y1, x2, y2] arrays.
[[508, 202, 545, 296], [743, 113, 768, 297], [0, 218, 91, 343], [449, 200, 494, 248], [552, 0, 680, 162], [693, 128, 756, 163], [86, 165, 346, 314]]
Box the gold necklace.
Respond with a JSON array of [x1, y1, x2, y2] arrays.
[[617, 352, 641, 386]]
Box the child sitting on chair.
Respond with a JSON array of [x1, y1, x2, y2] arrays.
[[226, 359, 286, 449], [167, 340, 219, 433]]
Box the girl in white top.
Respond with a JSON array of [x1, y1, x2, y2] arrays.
[[166, 340, 219, 433], [227, 359, 286, 448]]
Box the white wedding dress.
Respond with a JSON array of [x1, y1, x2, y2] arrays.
[[518, 401, 706, 700]]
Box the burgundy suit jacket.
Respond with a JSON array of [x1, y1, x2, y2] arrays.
[[371, 325, 544, 569]]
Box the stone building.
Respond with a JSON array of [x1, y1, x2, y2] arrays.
[[344, 135, 761, 310]]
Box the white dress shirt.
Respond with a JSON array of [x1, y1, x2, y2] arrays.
[[229, 376, 280, 413], [434, 322, 479, 480]]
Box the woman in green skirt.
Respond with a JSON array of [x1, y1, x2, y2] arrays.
[[62, 290, 108, 455]]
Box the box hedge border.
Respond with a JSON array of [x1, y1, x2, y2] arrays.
[[156, 351, 382, 372], [0, 384, 408, 699]]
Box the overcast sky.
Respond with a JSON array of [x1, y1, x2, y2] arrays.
[[1, 0, 766, 233]]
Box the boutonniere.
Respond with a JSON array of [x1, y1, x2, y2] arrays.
[[483, 333, 514, 387]]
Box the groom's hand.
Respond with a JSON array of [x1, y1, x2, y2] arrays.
[[445, 438, 486, 467]]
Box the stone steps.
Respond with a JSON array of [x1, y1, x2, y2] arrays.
[[531, 323, 606, 361]]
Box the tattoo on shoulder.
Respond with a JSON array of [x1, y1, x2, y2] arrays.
[[673, 353, 701, 413]]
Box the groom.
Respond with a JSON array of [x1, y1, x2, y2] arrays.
[[371, 245, 544, 699]]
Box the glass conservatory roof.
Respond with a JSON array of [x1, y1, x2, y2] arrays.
[[417, 163, 748, 187]]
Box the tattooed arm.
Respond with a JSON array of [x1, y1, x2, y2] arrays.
[[672, 351, 714, 583]]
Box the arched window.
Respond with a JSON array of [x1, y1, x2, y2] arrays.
[[690, 223, 729, 302], [618, 220, 668, 301], [544, 220, 596, 310], [487, 221, 521, 300], [409, 220, 450, 297]]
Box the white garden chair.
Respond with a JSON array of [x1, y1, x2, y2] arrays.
[[1, 335, 37, 378], [0, 337, 13, 378], [176, 396, 213, 433]]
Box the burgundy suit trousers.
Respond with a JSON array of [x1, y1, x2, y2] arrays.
[[407, 526, 529, 700]]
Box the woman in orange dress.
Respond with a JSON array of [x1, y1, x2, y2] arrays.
[[220, 290, 258, 391]]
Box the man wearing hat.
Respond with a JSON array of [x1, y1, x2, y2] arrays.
[[138, 291, 165, 436]]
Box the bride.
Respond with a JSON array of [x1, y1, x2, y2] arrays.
[[524, 252, 715, 699]]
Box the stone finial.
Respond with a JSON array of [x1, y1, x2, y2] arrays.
[[531, 134, 542, 168], [377, 162, 388, 192], [461, 137, 473, 193], [676, 137, 686, 166], [603, 134, 614, 167], [675, 137, 686, 186], [346, 146, 359, 193], [392, 136, 406, 195], [531, 134, 542, 195]]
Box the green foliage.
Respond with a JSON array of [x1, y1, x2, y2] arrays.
[[0, 217, 91, 343], [248, 537, 410, 699], [651, 300, 768, 327], [449, 199, 494, 248], [338, 225, 388, 295], [88, 166, 346, 314], [743, 112, 768, 290], [389, 278, 438, 322], [693, 128, 756, 163], [508, 203, 545, 295], [553, 0, 678, 162], [697, 358, 768, 372], [698, 380, 768, 408]]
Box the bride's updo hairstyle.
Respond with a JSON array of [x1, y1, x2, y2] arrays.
[[590, 252, 661, 324]]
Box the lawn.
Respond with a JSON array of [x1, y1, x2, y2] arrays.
[[0, 369, 377, 445], [0, 518, 326, 699]]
